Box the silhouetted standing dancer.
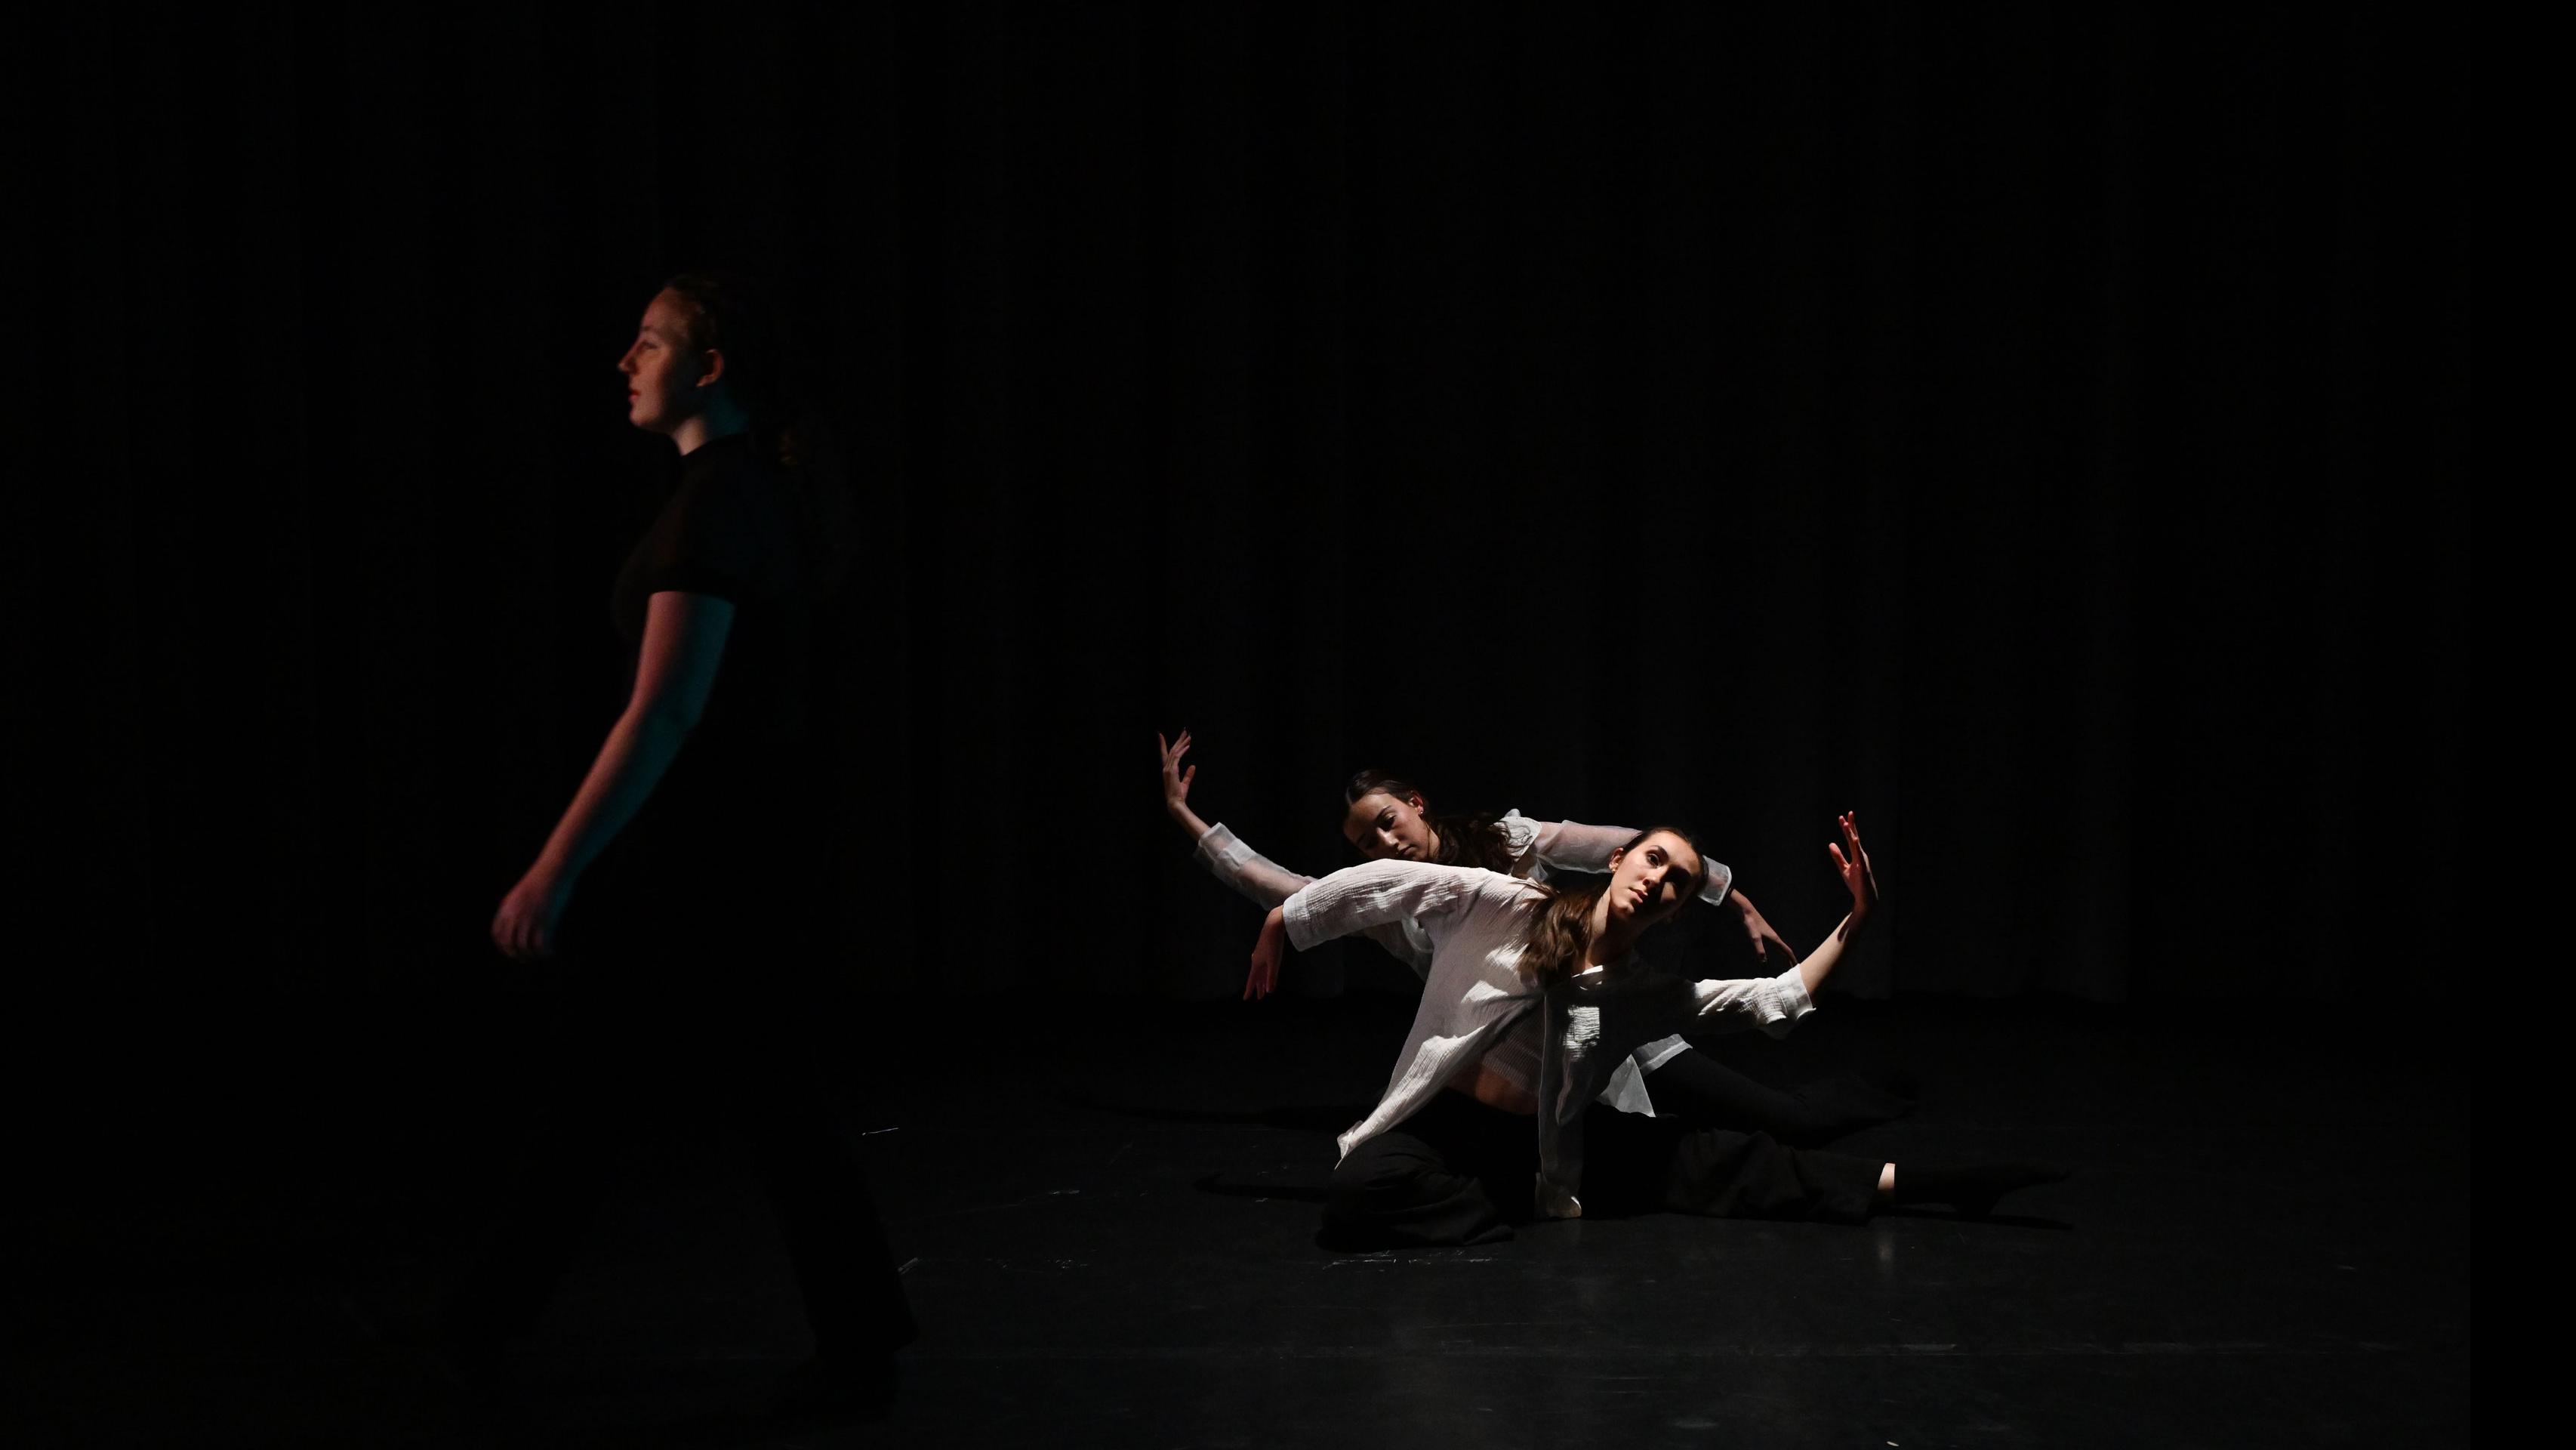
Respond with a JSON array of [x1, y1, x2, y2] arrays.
[[454, 273, 911, 1420]]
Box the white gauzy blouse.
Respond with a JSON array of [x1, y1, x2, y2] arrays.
[[1194, 810, 1737, 1112], [1280, 859, 1814, 1218]]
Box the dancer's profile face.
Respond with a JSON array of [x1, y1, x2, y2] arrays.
[[1343, 790, 1437, 862], [1603, 831, 1701, 930], [616, 290, 711, 435]]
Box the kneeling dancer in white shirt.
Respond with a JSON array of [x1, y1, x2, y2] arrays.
[[1160, 733, 1914, 1142], [1245, 814, 2064, 1249]]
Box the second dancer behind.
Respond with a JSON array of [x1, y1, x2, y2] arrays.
[[1158, 732, 1911, 1141]]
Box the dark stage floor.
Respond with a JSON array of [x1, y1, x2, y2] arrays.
[[6, 993, 2470, 1448]]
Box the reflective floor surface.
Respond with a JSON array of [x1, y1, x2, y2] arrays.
[[5, 993, 2470, 1448]]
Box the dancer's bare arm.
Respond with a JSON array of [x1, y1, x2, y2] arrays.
[[1244, 860, 1492, 1000], [1792, 812, 1878, 996], [492, 591, 734, 962], [1246, 906, 1289, 1001], [1158, 730, 1213, 841]]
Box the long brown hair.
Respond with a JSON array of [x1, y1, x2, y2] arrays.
[[1514, 825, 1709, 986], [1341, 769, 1521, 872]]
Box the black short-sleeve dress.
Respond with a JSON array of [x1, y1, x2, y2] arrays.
[[581, 432, 840, 979]]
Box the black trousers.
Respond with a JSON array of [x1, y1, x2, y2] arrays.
[[1320, 1091, 1883, 1251], [445, 856, 914, 1360], [1639, 1048, 1908, 1143]]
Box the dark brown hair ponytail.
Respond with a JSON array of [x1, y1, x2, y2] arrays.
[[659, 270, 856, 600], [1341, 768, 1520, 873]]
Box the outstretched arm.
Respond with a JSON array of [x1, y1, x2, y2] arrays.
[[1792, 812, 1878, 996], [1672, 813, 1880, 1037], [1532, 817, 1786, 962], [1160, 730, 1322, 908], [1243, 859, 1493, 999], [1532, 818, 1734, 902], [1163, 732, 1437, 983]]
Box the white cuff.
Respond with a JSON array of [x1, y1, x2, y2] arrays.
[[1194, 821, 1243, 868], [1282, 888, 1326, 952], [1696, 860, 1736, 908], [1632, 1034, 1693, 1075], [1772, 962, 1814, 1018]]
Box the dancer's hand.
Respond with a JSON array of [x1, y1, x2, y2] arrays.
[[492, 863, 575, 964], [1158, 730, 1201, 823], [1245, 906, 1288, 1000], [1828, 812, 1878, 922], [1732, 890, 1794, 964]]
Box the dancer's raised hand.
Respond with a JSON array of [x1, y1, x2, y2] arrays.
[[1158, 730, 1197, 815], [1157, 730, 1213, 840], [1828, 811, 1878, 921]]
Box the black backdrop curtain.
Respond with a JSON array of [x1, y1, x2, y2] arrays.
[[26, 4, 2468, 1003]]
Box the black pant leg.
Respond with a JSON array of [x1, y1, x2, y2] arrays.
[[723, 1023, 917, 1359], [1320, 1095, 1531, 1251], [1583, 1108, 1880, 1223], [1658, 1126, 1882, 1223], [1642, 1048, 1909, 1143], [439, 1007, 631, 1347]]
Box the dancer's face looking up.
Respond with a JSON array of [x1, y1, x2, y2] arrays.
[[1602, 830, 1703, 932], [617, 289, 718, 435], [1343, 790, 1438, 862]]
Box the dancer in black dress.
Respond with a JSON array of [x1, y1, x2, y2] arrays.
[[458, 273, 911, 1419]]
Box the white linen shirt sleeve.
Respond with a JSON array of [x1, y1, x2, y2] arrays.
[[1282, 860, 1504, 955], [1528, 817, 1736, 909], [1194, 822, 1316, 909], [1687, 964, 1816, 1036], [1196, 824, 1437, 976]]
